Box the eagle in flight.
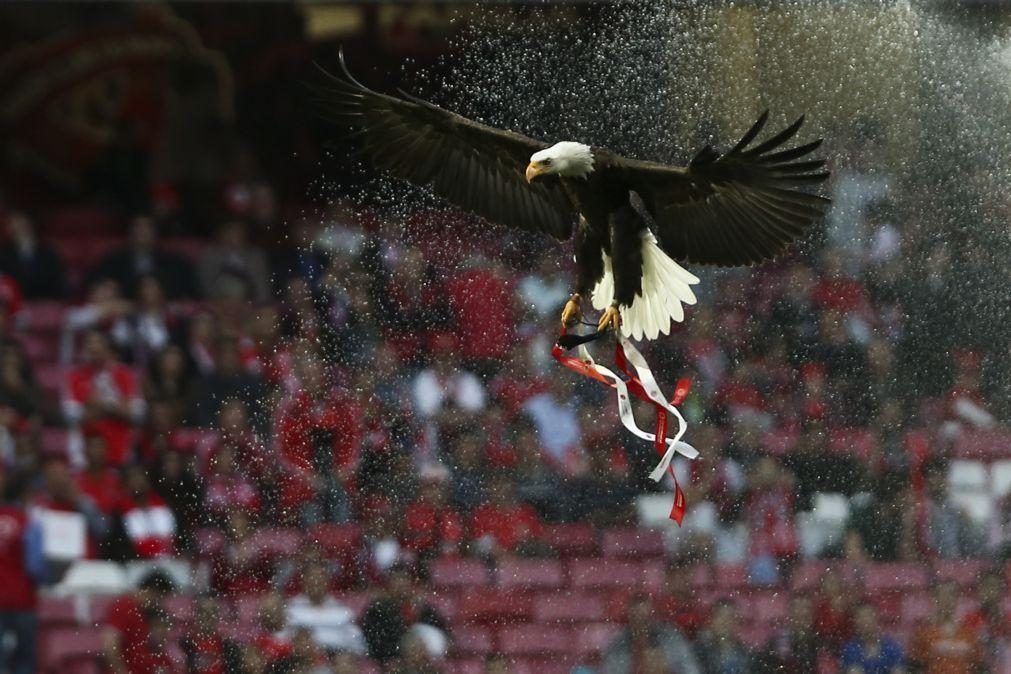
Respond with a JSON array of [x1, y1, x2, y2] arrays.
[[322, 52, 830, 341]]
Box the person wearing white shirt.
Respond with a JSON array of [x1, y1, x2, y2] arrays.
[[284, 562, 365, 655]]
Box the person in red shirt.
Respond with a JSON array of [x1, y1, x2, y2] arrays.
[[962, 570, 1008, 671], [120, 465, 176, 559], [446, 260, 515, 364], [813, 568, 855, 652], [180, 597, 241, 674], [0, 471, 48, 674], [203, 444, 261, 524], [653, 563, 710, 640], [101, 570, 174, 674], [276, 354, 362, 523], [63, 329, 145, 467], [469, 475, 544, 557], [75, 432, 127, 517], [251, 592, 293, 664], [400, 468, 463, 563]]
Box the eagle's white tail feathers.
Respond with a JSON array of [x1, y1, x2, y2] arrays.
[[591, 232, 700, 341]]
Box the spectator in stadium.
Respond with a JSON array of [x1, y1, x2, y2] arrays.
[[0, 210, 66, 299], [180, 596, 243, 674], [284, 560, 366, 655], [813, 568, 855, 653], [192, 335, 266, 427], [210, 509, 272, 596], [85, 214, 198, 300], [252, 592, 293, 665], [198, 219, 272, 303], [32, 456, 108, 560], [756, 596, 819, 674], [469, 474, 546, 558], [695, 600, 754, 674], [961, 571, 1007, 671], [360, 563, 449, 665], [522, 374, 588, 476], [602, 592, 701, 674], [120, 464, 176, 559], [448, 430, 488, 512], [203, 443, 261, 524], [100, 570, 175, 674], [387, 625, 447, 674], [0, 471, 48, 674], [0, 343, 45, 431], [411, 334, 487, 424], [74, 432, 125, 517], [275, 353, 360, 524], [150, 449, 203, 554], [400, 467, 464, 563], [742, 455, 799, 584], [484, 653, 514, 674], [110, 275, 178, 367], [840, 603, 905, 674], [846, 470, 916, 562], [653, 563, 710, 641], [62, 329, 145, 467], [919, 458, 984, 559], [143, 345, 194, 426], [909, 581, 983, 674], [60, 279, 133, 364]]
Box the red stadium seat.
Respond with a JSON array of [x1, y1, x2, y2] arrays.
[[601, 528, 665, 559], [497, 624, 573, 656], [864, 563, 929, 592], [934, 560, 986, 588], [574, 622, 622, 656], [431, 556, 490, 589], [249, 527, 303, 558], [539, 524, 598, 556], [451, 625, 494, 656], [741, 592, 789, 625], [900, 592, 933, 626], [423, 591, 458, 623], [445, 660, 485, 674], [194, 528, 226, 558], [532, 592, 606, 623], [789, 562, 836, 592], [568, 558, 649, 590], [163, 595, 194, 623], [306, 523, 361, 558], [39, 626, 103, 673], [234, 595, 262, 625], [40, 428, 69, 458], [714, 565, 747, 590], [38, 596, 79, 626], [24, 302, 67, 333], [35, 362, 64, 398], [458, 589, 532, 623], [496, 558, 565, 590]]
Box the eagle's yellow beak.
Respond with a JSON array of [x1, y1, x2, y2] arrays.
[[525, 162, 544, 183]]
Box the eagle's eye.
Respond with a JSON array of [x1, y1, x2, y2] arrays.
[[541, 158, 553, 166]]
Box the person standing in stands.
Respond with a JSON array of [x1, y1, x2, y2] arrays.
[[0, 471, 48, 674], [0, 211, 67, 299], [100, 570, 175, 674], [602, 592, 701, 674], [85, 215, 198, 300], [909, 581, 982, 674], [840, 603, 905, 674]]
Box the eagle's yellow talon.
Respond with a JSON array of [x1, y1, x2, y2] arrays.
[[597, 305, 621, 333], [561, 294, 582, 327]]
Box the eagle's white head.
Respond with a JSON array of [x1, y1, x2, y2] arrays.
[[526, 142, 594, 182]]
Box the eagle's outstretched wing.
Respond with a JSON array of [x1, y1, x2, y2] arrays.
[[610, 112, 830, 266], [317, 52, 577, 240]]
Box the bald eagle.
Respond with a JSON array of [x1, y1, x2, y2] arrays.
[[321, 53, 829, 341]]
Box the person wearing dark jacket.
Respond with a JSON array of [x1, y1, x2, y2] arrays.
[[0, 211, 66, 299], [85, 214, 198, 300], [360, 564, 448, 664]]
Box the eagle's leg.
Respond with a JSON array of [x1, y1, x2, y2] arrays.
[[597, 303, 621, 333], [561, 293, 583, 327]]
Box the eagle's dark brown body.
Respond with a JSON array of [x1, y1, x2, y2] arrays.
[[319, 53, 830, 338]]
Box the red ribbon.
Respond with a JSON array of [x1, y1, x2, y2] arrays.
[[552, 328, 693, 525]]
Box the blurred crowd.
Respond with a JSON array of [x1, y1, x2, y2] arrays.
[[0, 37, 1008, 672]]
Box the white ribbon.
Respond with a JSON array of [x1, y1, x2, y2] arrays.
[[576, 340, 697, 483]]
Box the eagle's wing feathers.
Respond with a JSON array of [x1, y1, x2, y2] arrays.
[[611, 112, 830, 266], [317, 55, 576, 240]]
